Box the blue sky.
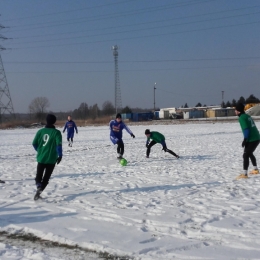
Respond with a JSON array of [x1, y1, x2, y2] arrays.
[[0, 0, 260, 113]]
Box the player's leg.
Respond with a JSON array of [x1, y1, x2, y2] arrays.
[[35, 163, 45, 189], [34, 163, 46, 200], [247, 140, 260, 174], [110, 136, 121, 158], [117, 140, 124, 158], [161, 141, 179, 158], [146, 141, 156, 157], [41, 164, 56, 191]]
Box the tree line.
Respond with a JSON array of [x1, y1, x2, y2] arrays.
[[28, 98, 148, 121], [181, 94, 260, 108]]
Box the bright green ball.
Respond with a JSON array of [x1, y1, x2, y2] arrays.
[[120, 158, 127, 166]]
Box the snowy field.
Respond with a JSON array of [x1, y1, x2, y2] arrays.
[[1, 121, 260, 260]]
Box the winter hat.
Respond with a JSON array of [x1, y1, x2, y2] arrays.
[[46, 114, 56, 125], [235, 103, 245, 113], [116, 113, 122, 119], [145, 129, 151, 135]]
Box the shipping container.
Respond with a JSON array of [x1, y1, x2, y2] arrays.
[[206, 110, 215, 118], [183, 111, 190, 119], [189, 110, 205, 118], [154, 111, 159, 119], [132, 112, 153, 122]]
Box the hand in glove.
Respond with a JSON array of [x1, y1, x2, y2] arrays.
[[63, 131, 65, 133], [146, 142, 149, 148], [242, 139, 248, 148], [56, 157, 62, 165], [131, 133, 135, 138]]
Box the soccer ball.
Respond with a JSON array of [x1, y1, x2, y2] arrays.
[[120, 158, 127, 166]]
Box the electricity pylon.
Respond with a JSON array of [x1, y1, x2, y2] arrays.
[[0, 25, 15, 122]]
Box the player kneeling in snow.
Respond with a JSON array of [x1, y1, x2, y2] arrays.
[[32, 114, 63, 200], [145, 129, 179, 159]]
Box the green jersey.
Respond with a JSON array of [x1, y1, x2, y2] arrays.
[[33, 127, 62, 164], [239, 114, 260, 142], [147, 131, 165, 143]]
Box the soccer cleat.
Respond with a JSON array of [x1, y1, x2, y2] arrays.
[[117, 155, 123, 160], [34, 187, 43, 200], [236, 174, 248, 180], [249, 169, 259, 175]]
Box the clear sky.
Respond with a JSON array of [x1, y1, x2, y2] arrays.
[[0, 0, 259, 113]]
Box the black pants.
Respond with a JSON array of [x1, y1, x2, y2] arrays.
[[117, 140, 124, 156], [146, 140, 178, 158], [243, 140, 260, 170], [35, 163, 55, 191], [67, 137, 73, 142]]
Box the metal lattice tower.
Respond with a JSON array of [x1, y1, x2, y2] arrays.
[[112, 45, 122, 113], [0, 26, 15, 122]]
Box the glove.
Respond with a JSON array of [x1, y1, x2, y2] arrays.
[[242, 139, 248, 148], [131, 134, 135, 138], [146, 142, 149, 148], [76, 131, 78, 134], [56, 157, 62, 165], [63, 131, 65, 133]]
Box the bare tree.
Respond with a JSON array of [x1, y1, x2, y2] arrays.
[[102, 101, 115, 116], [29, 97, 50, 121]]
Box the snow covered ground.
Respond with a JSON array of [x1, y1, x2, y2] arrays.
[[1, 121, 260, 259]]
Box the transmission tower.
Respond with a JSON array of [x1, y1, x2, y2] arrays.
[[0, 24, 15, 122], [111, 45, 122, 113]]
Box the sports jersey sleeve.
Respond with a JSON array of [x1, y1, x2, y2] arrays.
[[74, 122, 78, 133], [123, 123, 133, 135], [63, 122, 67, 132]]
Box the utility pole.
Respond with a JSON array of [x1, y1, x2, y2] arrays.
[[221, 91, 224, 108], [153, 82, 157, 111]]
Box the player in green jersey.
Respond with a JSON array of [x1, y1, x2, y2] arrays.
[[32, 114, 63, 199], [235, 103, 260, 180], [145, 129, 179, 159]]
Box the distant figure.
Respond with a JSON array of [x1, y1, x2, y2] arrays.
[[109, 113, 135, 159], [63, 115, 78, 147], [145, 129, 179, 159], [32, 114, 62, 200], [235, 103, 260, 180], [0, 180, 5, 184]]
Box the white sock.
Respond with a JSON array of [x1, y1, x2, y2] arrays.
[[253, 166, 258, 170], [244, 170, 248, 176]]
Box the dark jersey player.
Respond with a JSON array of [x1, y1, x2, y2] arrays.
[[32, 114, 62, 200], [145, 129, 179, 159], [235, 103, 260, 180]]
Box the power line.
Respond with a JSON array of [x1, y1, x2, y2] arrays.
[[5, 0, 215, 32], [4, 57, 260, 64], [10, 4, 260, 40], [1, 0, 138, 22], [11, 10, 260, 45], [5, 64, 259, 74], [6, 19, 260, 50]]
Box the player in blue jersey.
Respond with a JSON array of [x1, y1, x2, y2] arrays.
[[63, 115, 78, 147], [109, 113, 135, 159]]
